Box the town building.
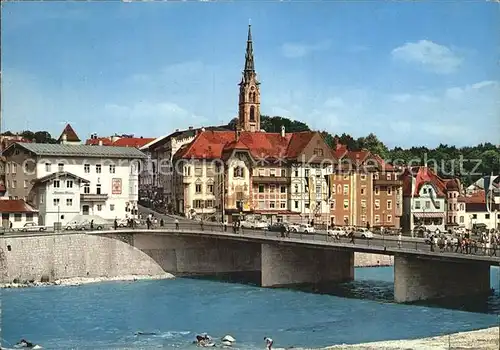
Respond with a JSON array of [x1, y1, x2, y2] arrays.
[[2, 142, 146, 227], [0, 199, 38, 230], [463, 189, 500, 230]]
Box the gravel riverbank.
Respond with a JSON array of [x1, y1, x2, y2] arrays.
[[325, 326, 499, 349], [0, 273, 175, 289]]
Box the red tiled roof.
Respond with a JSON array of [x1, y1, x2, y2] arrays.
[[0, 200, 38, 213], [85, 137, 113, 146], [58, 124, 81, 142], [176, 130, 311, 161], [464, 191, 487, 204], [112, 137, 155, 148], [402, 167, 447, 197]]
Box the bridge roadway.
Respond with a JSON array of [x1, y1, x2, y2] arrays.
[[4, 222, 499, 303]]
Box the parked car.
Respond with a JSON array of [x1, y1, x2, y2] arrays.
[[327, 227, 347, 237], [18, 222, 47, 232], [267, 223, 288, 232], [353, 228, 374, 239], [290, 223, 315, 233], [77, 220, 104, 231]]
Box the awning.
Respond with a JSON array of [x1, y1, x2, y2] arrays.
[[413, 212, 445, 218]]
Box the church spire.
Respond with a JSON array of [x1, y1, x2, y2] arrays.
[[238, 24, 260, 132], [244, 24, 255, 72]]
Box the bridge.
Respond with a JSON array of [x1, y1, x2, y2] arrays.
[[93, 222, 499, 303], [2, 222, 499, 303]]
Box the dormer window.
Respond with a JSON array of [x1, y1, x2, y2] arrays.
[[233, 166, 245, 178]]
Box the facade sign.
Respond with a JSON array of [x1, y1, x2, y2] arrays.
[[112, 178, 122, 195]]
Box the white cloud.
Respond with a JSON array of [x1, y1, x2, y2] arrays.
[[281, 40, 331, 58], [391, 40, 463, 74]]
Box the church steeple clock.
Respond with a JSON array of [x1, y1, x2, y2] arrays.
[[238, 24, 261, 132]]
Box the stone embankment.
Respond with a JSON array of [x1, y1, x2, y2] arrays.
[[0, 273, 174, 289], [354, 253, 393, 267], [325, 327, 499, 349]]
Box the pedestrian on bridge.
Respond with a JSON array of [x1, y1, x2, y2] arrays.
[[398, 231, 402, 248], [349, 230, 355, 244], [160, 218, 164, 227], [200, 220, 204, 231], [175, 219, 179, 230]]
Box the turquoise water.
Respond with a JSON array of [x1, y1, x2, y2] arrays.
[[2, 267, 499, 349]]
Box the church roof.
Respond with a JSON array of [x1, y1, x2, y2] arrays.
[[58, 123, 81, 142]]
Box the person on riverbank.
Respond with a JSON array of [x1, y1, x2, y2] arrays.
[[397, 231, 402, 248], [264, 337, 273, 350], [114, 218, 118, 230]]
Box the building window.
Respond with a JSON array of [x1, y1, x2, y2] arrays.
[[269, 201, 276, 209], [45, 163, 51, 172], [109, 165, 116, 174], [193, 200, 203, 209], [14, 213, 22, 222], [343, 199, 349, 209], [387, 200, 392, 210], [316, 184, 322, 194], [57, 163, 64, 172], [375, 215, 380, 223], [294, 170, 299, 177], [415, 201, 421, 209], [294, 184, 299, 193], [435, 201, 440, 209], [53, 198, 60, 206], [361, 199, 366, 208], [66, 198, 73, 206], [375, 199, 380, 209], [96, 164, 102, 173], [374, 186, 380, 195], [343, 174, 349, 180], [195, 184, 202, 193], [281, 169, 286, 177], [280, 202, 286, 209], [360, 174, 367, 181], [12, 180, 17, 188], [205, 200, 214, 208], [84, 164, 90, 173], [233, 167, 244, 178], [485, 213, 490, 219], [110, 204, 115, 211], [96, 184, 102, 194], [360, 187, 366, 195], [258, 201, 265, 209], [472, 214, 477, 219], [313, 148, 324, 156], [97, 204, 102, 211], [425, 201, 431, 209], [24, 180, 28, 188], [361, 215, 366, 222], [257, 184, 264, 193], [387, 186, 392, 195], [66, 180, 73, 188], [305, 169, 309, 177], [305, 203, 310, 209], [386, 173, 391, 180], [270, 169, 276, 177], [387, 215, 392, 222], [53, 180, 60, 188], [459, 216, 464, 223], [270, 185, 275, 193], [207, 184, 214, 194], [26, 213, 33, 222], [84, 184, 90, 194], [343, 185, 349, 195], [330, 200, 336, 209], [12, 164, 17, 174], [280, 186, 286, 193], [294, 201, 299, 209]]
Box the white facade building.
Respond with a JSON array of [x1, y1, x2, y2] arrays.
[[4, 142, 146, 227], [407, 182, 446, 233]]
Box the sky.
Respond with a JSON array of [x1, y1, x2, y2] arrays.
[[2, 1, 499, 148]]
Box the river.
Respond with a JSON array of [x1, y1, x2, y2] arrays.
[[2, 266, 499, 349]]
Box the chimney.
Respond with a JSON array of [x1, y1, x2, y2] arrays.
[[281, 125, 285, 138], [188, 126, 193, 130], [175, 129, 179, 132], [201, 127, 206, 132], [62, 133, 67, 144], [98, 140, 103, 146]]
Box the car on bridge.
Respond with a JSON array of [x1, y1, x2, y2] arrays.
[[327, 227, 348, 237], [17, 222, 48, 232], [353, 228, 374, 239], [289, 223, 315, 234], [239, 220, 268, 229]]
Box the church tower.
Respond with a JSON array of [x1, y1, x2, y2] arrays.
[[238, 24, 261, 132]]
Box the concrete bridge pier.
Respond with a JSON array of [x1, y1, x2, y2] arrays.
[[394, 255, 491, 303], [260, 243, 354, 287]]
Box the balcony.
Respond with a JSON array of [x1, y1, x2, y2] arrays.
[[81, 193, 109, 202], [374, 178, 403, 186], [252, 175, 290, 184]]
